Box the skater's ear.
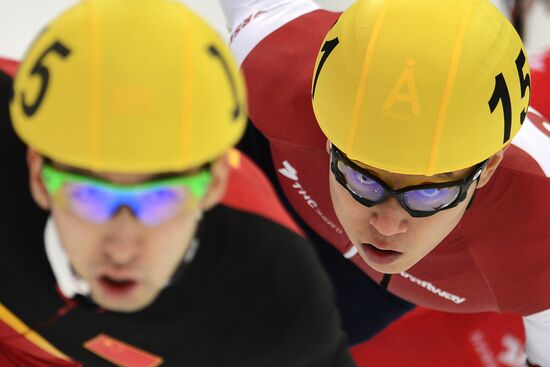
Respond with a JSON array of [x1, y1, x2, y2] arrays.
[[27, 148, 50, 210]]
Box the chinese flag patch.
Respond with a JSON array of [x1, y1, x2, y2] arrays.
[[84, 334, 163, 367]]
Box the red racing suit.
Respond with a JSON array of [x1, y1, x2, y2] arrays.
[[531, 49, 550, 121], [219, 0, 550, 365]]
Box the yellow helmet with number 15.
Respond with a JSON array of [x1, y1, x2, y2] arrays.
[[312, 0, 530, 175], [11, 0, 247, 173]]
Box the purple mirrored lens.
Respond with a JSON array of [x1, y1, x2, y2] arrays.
[[66, 184, 118, 223], [337, 161, 385, 201], [132, 187, 188, 225], [65, 184, 188, 225], [403, 187, 460, 211]]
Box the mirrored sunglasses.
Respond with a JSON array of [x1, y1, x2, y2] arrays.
[[42, 163, 212, 226], [330, 146, 487, 218]]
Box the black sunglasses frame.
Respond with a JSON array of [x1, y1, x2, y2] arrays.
[[330, 146, 488, 218]]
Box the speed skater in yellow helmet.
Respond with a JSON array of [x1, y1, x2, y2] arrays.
[[11, 0, 247, 173], [311, 0, 530, 176]]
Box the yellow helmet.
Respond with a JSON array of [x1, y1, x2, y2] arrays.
[[312, 0, 530, 175], [11, 0, 246, 173]]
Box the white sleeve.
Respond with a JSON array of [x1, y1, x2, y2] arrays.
[[512, 108, 550, 177], [523, 308, 550, 366], [217, 0, 320, 65]]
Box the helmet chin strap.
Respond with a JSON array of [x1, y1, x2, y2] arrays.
[[380, 273, 392, 291], [465, 190, 479, 211], [45, 218, 91, 298], [167, 208, 205, 285]]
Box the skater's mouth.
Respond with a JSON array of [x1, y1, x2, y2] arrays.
[[360, 243, 403, 266]]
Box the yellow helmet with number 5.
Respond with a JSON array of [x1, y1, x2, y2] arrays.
[[11, 0, 246, 173], [311, 0, 530, 175]]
